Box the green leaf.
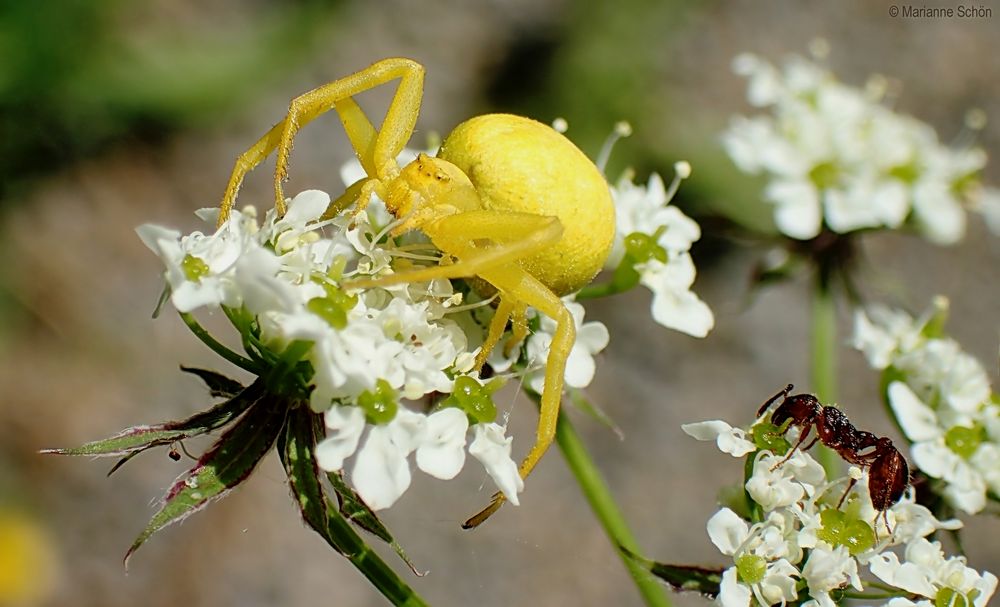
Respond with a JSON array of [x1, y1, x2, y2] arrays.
[[327, 466, 420, 574], [278, 406, 342, 554], [124, 395, 287, 567], [622, 547, 723, 597], [42, 380, 264, 462], [180, 366, 246, 398]]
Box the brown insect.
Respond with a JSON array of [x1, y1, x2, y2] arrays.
[[757, 384, 910, 533]]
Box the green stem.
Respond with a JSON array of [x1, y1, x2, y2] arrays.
[[324, 508, 429, 607], [576, 280, 629, 300], [811, 279, 840, 478], [554, 409, 672, 607], [179, 312, 259, 373]]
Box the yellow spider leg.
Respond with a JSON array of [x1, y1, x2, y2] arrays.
[[463, 266, 575, 528], [474, 297, 516, 373], [505, 302, 529, 358], [342, 207, 572, 527], [218, 57, 425, 225], [333, 97, 378, 177], [345, 210, 562, 289]]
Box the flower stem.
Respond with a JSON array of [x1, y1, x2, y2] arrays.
[[324, 508, 429, 607], [811, 279, 840, 477], [554, 409, 672, 607], [179, 312, 259, 373]]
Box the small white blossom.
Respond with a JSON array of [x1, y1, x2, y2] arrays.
[[724, 51, 989, 243], [525, 298, 609, 394], [681, 419, 756, 457], [870, 538, 998, 607], [800, 543, 863, 607], [746, 450, 826, 512], [606, 169, 714, 337], [415, 408, 469, 480], [469, 423, 523, 505], [707, 508, 801, 607], [854, 299, 998, 514]]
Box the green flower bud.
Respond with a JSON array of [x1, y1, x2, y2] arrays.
[[735, 554, 766, 585], [750, 421, 791, 455], [944, 422, 986, 460], [181, 254, 210, 282], [624, 232, 668, 264], [358, 379, 398, 425], [441, 376, 501, 424]]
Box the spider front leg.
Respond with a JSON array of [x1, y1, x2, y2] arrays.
[[218, 57, 425, 225]]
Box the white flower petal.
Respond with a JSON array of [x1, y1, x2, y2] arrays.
[[681, 420, 756, 457], [469, 423, 523, 505], [315, 405, 366, 471], [706, 508, 749, 556], [888, 382, 942, 442], [416, 408, 469, 480], [351, 425, 411, 511]]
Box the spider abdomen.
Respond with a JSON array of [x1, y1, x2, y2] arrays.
[[437, 114, 615, 295]]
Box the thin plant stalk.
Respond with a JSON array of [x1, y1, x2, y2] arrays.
[[553, 407, 672, 607], [811, 280, 840, 477]]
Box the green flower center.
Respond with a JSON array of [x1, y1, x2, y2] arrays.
[[809, 161, 840, 189], [440, 376, 502, 424], [750, 421, 791, 455], [816, 508, 874, 556], [888, 163, 919, 184], [181, 254, 210, 282], [358, 379, 398, 424], [735, 554, 766, 585], [944, 423, 986, 460], [624, 232, 668, 265], [307, 284, 358, 330]]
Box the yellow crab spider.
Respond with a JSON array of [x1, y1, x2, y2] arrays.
[[217, 58, 615, 527]]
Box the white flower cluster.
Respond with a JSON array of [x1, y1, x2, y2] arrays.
[[682, 419, 996, 607], [723, 51, 992, 244], [137, 190, 528, 510], [854, 298, 1000, 514], [606, 165, 714, 338]]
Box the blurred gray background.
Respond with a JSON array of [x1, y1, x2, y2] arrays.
[[1, 1, 997, 605]]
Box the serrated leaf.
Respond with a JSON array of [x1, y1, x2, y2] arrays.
[[124, 395, 286, 567], [622, 547, 723, 597], [327, 471, 420, 575], [180, 366, 246, 398], [42, 380, 263, 460]]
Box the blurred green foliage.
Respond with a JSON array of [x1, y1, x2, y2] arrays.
[[0, 0, 342, 201], [483, 0, 775, 237]]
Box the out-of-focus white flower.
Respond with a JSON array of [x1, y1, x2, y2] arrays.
[[469, 423, 523, 505], [525, 298, 609, 394], [724, 51, 989, 243], [870, 538, 998, 607], [681, 419, 756, 457]]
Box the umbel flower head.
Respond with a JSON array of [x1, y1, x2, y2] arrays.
[[723, 46, 995, 244], [666, 406, 996, 607], [853, 297, 1000, 515]]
